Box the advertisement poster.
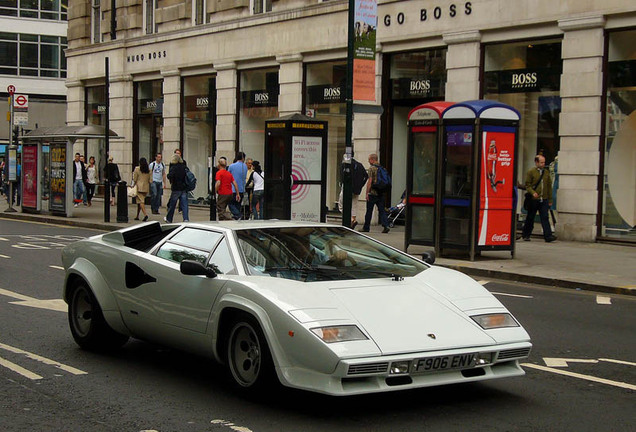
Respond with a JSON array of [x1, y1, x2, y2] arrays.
[[8, 148, 17, 181], [21, 145, 38, 209], [477, 128, 515, 246], [353, 0, 377, 101], [50, 144, 66, 213], [291, 184, 322, 222]]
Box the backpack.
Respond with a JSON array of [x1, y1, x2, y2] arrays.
[[373, 165, 391, 192], [184, 168, 197, 192]]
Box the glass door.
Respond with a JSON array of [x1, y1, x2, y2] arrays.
[[264, 134, 290, 219]]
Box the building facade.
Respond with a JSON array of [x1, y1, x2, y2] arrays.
[[66, 0, 636, 243], [0, 0, 68, 150]]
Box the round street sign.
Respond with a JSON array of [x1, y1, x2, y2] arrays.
[[7, 85, 16, 95], [15, 94, 28, 108]]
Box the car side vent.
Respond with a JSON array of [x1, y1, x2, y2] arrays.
[[348, 362, 389, 375], [497, 347, 531, 360]]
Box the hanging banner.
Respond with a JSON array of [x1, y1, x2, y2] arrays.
[[477, 127, 516, 246], [49, 143, 66, 213], [353, 0, 377, 101], [21, 145, 38, 209]]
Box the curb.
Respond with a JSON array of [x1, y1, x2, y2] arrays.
[[1, 212, 632, 297]]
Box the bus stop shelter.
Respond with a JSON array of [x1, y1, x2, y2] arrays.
[[21, 125, 122, 217]]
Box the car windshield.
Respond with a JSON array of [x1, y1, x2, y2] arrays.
[[236, 226, 428, 281]]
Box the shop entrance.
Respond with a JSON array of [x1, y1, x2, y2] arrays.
[[264, 114, 328, 222]]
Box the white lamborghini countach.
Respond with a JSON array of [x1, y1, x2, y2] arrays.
[[62, 221, 531, 395]]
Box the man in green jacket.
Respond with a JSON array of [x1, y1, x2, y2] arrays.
[[521, 154, 556, 242]]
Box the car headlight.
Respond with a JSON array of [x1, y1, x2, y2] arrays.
[[310, 325, 368, 343], [471, 313, 519, 329]]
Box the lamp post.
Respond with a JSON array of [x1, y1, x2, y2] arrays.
[[341, 0, 356, 228]]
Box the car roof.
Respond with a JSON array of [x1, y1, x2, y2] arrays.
[[174, 220, 345, 232]]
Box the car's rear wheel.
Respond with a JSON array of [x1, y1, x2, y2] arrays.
[[68, 280, 128, 351], [226, 314, 275, 390]]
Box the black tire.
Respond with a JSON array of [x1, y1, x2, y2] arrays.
[[226, 313, 276, 391], [68, 280, 129, 351]]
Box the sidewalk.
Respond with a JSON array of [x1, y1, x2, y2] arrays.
[[1, 197, 634, 296]]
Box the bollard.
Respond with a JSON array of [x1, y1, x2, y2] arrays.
[[116, 181, 129, 223]]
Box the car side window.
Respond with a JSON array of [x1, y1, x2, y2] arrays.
[[156, 227, 224, 265], [169, 228, 223, 250], [208, 239, 236, 275], [156, 243, 209, 265]]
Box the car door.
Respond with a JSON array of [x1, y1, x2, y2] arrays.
[[138, 227, 235, 335]]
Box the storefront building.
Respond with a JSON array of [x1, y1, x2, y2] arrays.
[[66, 0, 635, 243]]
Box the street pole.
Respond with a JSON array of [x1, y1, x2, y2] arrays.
[[104, 57, 110, 222], [342, 0, 355, 228], [5, 94, 16, 212]]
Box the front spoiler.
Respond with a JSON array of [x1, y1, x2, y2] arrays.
[[277, 341, 532, 396]]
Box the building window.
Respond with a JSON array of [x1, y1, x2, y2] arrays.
[[0, 32, 67, 78], [91, 0, 100, 43], [144, 0, 156, 34], [602, 30, 636, 241], [193, 0, 205, 25], [0, 0, 68, 20], [251, 0, 271, 15]]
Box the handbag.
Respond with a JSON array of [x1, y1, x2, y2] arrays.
[[127, 184, 138, 197]]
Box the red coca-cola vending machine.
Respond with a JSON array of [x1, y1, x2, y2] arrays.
[[440, 100, 520, 260]]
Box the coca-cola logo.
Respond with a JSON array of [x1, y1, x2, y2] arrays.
[[491, 233, 510, 242]]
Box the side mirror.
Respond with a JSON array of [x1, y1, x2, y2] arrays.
[[180, 259, 217, 278], [422, 251, 436, 264]]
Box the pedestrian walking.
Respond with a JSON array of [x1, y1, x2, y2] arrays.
[[85, 156, 97, 207], [215, 158, 240, 220], [362, 153, 390, 233], [521, 154, 557, 242], [72, 152, 87, 208], [245, 158, 254, 219], [227, 151, 248, 220], [247, 160, 265, 219], [149, 153, 167, 214], [165, 153, 189, 223], [104, 156, 121, 206], [132, 157, 151, 221]]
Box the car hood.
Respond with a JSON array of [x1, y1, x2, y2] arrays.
[[328, 280, 496, 355]]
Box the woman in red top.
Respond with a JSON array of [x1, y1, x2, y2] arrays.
[[215, 158, 240, 220]]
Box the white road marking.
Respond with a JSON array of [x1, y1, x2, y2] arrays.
[[0, 254, 10, 259], [0, 355, 43, 380], [544, 357, 598, 368], [0, 287, 66, 312], [477, 280, 489, 285], [600, 358, 636, 367], [491, 291, 534, 299], [596, 295, 612, 305], [0, 237, 9, 241], [0, 342, 87, 376], [49, 265, 64, 270], [211, 419, 254, 432], [522, 363, 636, 391]]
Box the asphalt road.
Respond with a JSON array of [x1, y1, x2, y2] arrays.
[[0, 219, 634, 432]]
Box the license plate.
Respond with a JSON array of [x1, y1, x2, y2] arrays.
[[415, 353, 476, 373]]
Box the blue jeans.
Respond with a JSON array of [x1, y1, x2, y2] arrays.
[[166, 190, 189, 222], [363, 194, 388, 230], [522, 199, 552, 240], [251, 190, 264, 219], [150, 181, 163, 212], [73, 178, 85, 203], [229, 192, 244, 220]]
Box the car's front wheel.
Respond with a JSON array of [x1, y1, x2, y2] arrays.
[[226, 314, 275, 390], [68, 280, 129, 351]]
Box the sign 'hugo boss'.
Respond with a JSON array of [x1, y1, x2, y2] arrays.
[[196, 97, 208, 108], [254, 92, 269, 103], [324, 87, 341, 99], [512, 72, 538, 88], [410, 79, 431, 93]]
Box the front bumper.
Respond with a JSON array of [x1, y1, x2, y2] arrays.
[[277, 341, 532, 396]]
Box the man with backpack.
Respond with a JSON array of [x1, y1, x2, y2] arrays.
[[149, 153, 167, 214], [362, 153, 390, 233]]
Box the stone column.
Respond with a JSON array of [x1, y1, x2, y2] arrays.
[[66, 80, 85, 155], [277, 54, 303, 117], [557, 16, 606, 241], [109, 74, 134, 180], [443, 30, 481, 102], [161, 69, 181, 154], [214, 62, 237, 158]]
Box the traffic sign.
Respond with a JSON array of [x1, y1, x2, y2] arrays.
[[7, 85, 16, 95], [13, 94, 28, 110]]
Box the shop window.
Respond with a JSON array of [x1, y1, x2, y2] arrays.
[[602, 30, 636, 241], [85, 86, 107, 183], [483, 39, 562, 209]]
